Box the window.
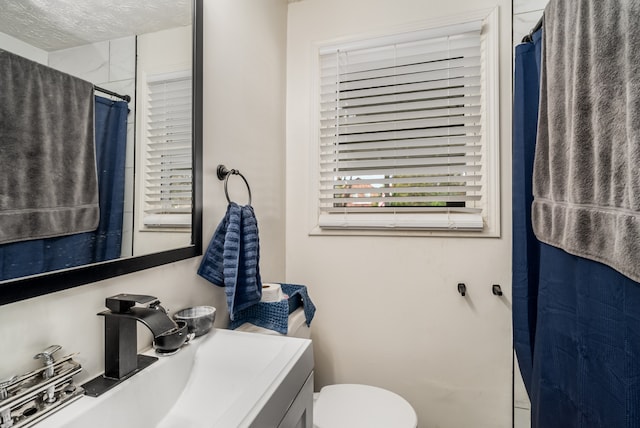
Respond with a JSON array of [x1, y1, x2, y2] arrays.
[[142, 71, 192, 229], [316, 10, 499, 233]]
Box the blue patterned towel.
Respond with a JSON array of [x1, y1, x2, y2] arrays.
[[198, 203, 262, 320], [230, 283, 316, 334]]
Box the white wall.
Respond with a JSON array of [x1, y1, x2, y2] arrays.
[[203, 0, 288, 281], [0, 0, 288, 387], [0, 32, 47, 64], [286, 0, 513, 427]]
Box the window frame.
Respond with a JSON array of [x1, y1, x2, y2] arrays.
[[308, 7, 500, 237]]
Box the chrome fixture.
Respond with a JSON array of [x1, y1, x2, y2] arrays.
[[34, 346, 60, 380], [34, 345, 61, 404], [0, 346, 83, 428], [82, 294, 188, 397], [0, 377, 17, 401]]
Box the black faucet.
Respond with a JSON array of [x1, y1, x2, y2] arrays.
[[82, 294, 185, 397], [101, 294, 179, 380]]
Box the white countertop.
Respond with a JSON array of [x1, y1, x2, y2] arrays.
[[37, 328, 313, 428]]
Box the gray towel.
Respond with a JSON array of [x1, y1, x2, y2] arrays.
[[532, 1, 640, 281], [0, 49, 99, 244]]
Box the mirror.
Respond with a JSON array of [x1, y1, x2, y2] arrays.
[[0, 0, 203, 305]]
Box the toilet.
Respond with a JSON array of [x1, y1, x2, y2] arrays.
[[235, 308, 418, 428]]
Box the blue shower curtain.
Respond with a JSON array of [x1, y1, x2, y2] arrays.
[[513, 29, 640, 428], [512, 29, 542, 400], [0, 96, 128, 281]]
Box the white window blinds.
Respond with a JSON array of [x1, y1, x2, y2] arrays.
[[318, 20, 487, 230], [143, 72, 192, 228]]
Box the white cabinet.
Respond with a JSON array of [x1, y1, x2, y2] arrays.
[[277, 373, 314, 428], [248, 338, 314, 428]]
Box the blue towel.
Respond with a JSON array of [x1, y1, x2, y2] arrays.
[[198, 203, 262, 320], [230, 283, 317, 334]]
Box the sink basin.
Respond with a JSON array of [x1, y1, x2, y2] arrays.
[[37, 329, 313, 428]]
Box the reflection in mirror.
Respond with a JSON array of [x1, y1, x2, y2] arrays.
[[0, 0, 203, 304]]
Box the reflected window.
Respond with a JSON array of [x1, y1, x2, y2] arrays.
[[142, 71, 193, 229]]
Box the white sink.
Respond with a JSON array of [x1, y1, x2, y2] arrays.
[[37, 329, 314, 428]]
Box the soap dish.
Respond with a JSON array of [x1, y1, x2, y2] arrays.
[[174, 306, 216, 337]]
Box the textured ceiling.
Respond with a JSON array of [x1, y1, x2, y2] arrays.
[[0, 0, 191, 51]]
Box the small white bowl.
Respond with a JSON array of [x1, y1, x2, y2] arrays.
[[174, 306, 216, 337]]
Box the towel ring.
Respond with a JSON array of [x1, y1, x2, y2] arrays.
[[217, 164, 252, 205]]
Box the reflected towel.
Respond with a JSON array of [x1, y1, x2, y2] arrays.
[[198, 203, 262, 319], [0, 49, 98, 244]]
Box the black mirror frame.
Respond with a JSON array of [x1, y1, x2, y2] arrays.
[[0, 0, 204, 306]]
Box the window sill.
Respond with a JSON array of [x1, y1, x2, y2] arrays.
[[311, 213, 500, 238]]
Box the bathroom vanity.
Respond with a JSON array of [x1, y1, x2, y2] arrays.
[[36, 329, 314, 428]]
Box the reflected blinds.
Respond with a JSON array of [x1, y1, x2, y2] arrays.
[[318, 20, 485, 230], [143, 72, 192, 228]]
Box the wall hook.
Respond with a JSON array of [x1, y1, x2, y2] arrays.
[[457, 283, 467, 297], [492, 284, 503, 296]]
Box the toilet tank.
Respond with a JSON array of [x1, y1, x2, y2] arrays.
[[235, 307, 311, 339]]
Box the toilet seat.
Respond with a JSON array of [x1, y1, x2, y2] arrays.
[[313, 384, 417, 428]]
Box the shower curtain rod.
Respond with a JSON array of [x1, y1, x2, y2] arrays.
[[94, 85, 131, 103], [522, 15, 544, 43]]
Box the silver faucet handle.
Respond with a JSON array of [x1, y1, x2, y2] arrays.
[[0, 375, 18, 400], [34, 345, 62, 365]]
